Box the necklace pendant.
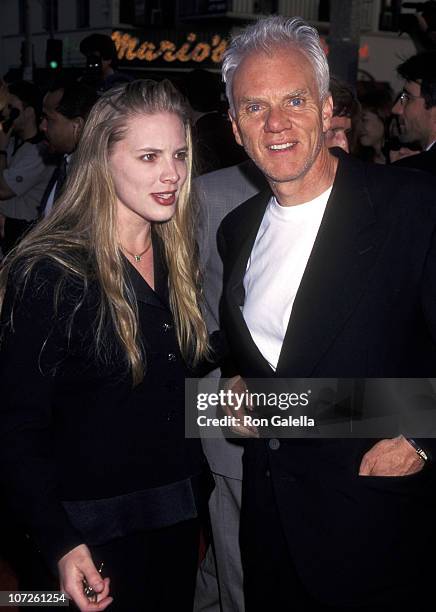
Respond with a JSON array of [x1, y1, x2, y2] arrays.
[[134, 255, 141, 262]]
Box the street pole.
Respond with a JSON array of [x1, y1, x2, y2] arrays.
[[23, 0, 33, 81], [328, 0, 361, 87], [49, 0, 54, 39]]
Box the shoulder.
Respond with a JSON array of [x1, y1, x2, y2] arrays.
[[5, 256, 90, 317], [220, 187, 270, 233], [364, 157, 436, 212], [195, 160, 265, 207], [335, 150, 436, 219]]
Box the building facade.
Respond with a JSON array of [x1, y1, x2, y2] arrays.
[[0, 0, 419, 92]]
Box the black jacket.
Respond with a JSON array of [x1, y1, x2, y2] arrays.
[[0, 240, 207, 566], [393, 141, 436, 176], [218, 149, 436, 605]]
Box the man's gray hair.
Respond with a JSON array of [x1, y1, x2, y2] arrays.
[[222, 15, 330, 115]]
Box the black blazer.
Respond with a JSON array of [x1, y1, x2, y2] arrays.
[[218, 150, 436, 605], [0, 237, 207, 567], [393, 141, 436, 176]]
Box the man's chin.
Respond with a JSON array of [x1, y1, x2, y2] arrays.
[[45, 142, 59, 155], [264, 168, 309, 185]]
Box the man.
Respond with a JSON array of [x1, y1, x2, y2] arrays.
[[39, 79, 97, 217], [0, 81, 53, 252], [218, 15, 436, 611], [325, 76, 360, 153], [194, 159, 264, 612], [195, 75, 360, 612], [391, 51, 436, 175], [79, 33, 131, 94]]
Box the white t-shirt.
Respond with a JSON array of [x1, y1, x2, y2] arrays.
[[243, 186, 332, 371]]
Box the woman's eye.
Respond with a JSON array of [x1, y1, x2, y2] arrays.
[[175, 151, 188, 161], [142, 153, 156, 161]]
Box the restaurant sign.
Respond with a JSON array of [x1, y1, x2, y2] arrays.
[[111, 30, 229, 67], [111, 30, 369, 69]]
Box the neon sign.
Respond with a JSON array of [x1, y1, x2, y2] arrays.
[[112, 31, 228, 64]]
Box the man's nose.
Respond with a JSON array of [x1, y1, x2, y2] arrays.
[[392, 99, 403, 116], [264, 106, 292, 132]]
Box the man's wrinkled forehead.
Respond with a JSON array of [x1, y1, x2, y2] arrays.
[[232, 45, 319, 102]]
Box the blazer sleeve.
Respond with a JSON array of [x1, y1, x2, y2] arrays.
[[0, 263, 83, 569]]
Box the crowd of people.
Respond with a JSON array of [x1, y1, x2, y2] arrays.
[[0, 16, 436, 612]]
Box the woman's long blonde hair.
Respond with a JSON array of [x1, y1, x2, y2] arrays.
[[0, 79, 209, 384]]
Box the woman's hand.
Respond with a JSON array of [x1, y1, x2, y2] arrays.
[[58, 544, 113, 611]]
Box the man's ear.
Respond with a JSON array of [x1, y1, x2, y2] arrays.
[[322, 93, 333, 133], [72, 116, 85, 145], [228, 109, 243, 147]]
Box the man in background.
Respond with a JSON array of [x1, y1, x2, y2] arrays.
[[79, 33, 131, 94], [39, 78, 97, 217], [0, 81, 53, 253], [325, 76, 361, 153], [392, 51, 436, 175]]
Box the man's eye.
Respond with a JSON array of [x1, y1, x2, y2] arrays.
[[142, 153, 156, 161], [247, 104, 262, 113], [290, 98, 303, 107]]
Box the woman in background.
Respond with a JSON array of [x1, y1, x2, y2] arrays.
[[0, 79, 210, 612], [358, 88, 393, 164]]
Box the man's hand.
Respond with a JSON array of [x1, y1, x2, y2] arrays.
[[58, 544, 112, 611], [221, 375, 259, 438], [359, 435, 425, 476]]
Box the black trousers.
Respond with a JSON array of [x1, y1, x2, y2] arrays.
[[240, 463, 431, 612], [89, 518, 200, 611]]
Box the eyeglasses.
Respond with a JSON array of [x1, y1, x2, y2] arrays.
[[398, 90, 422, 106]]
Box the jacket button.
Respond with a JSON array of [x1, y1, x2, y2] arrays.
[[167, 352, 176, 362], [269, 438, 280, 450], [163, 323, 173, 332]]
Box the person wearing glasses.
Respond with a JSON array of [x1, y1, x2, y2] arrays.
[[391, 51, 436, 176], [0, 80, 211, 612]]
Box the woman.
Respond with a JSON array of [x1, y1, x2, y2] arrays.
[[358, 89, 393, 164], [0, 79, 210, 611]]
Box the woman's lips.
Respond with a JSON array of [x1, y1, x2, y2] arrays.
[[151, 191, 177, 206]]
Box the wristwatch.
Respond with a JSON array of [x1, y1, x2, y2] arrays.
[[406, 438, 429, 462]]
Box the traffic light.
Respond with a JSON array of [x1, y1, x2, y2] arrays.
[[46, 39, 63, 70]]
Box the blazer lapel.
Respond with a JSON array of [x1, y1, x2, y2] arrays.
[[276, 152, 384, 377], [224, 188, 275, 373]]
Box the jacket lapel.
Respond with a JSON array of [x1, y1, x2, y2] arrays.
[[276, 152, 383, 376], [224, 188, 276, 373]]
